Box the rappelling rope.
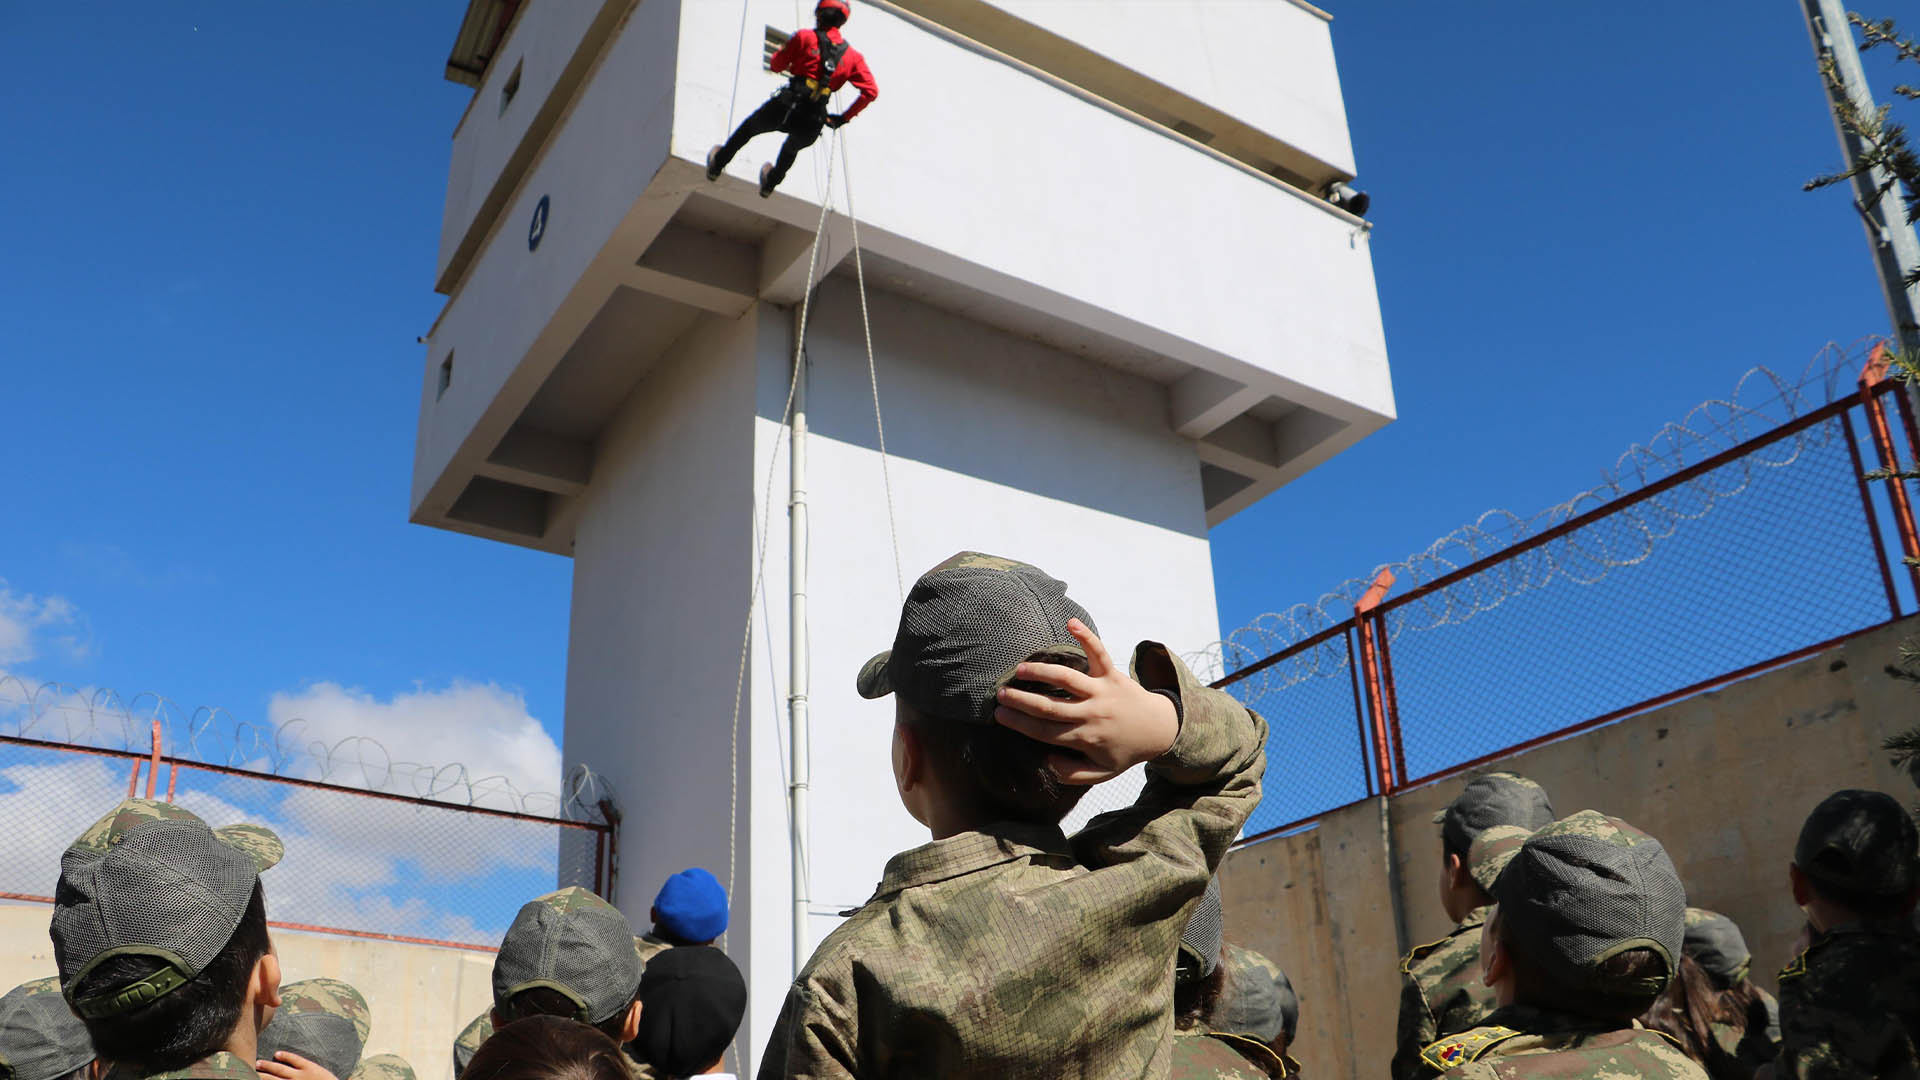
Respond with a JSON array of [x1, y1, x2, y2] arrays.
[[726, 129, 839, 920], [724, 0, 753, 137], [836, 132, 906, 600]]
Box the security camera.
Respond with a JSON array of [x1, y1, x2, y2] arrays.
[[1326, 181, 1370, 218]]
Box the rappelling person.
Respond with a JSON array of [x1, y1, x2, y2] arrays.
[[705, 0, 878, 198]]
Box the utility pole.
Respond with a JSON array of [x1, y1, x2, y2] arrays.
[[1802, 0, 1920, 352]]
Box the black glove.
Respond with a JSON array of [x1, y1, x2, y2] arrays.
[[825, 114, 848, 129]]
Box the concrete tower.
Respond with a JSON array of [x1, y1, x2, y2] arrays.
[[411, 0, 1392, 1066]]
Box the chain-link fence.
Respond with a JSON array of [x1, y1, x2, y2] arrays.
[[1209, 345, 1920, 841], [0, 702, 618, 951]]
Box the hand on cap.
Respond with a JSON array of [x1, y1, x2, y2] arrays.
[[257, 1051, 339, 1080], [993, 618, 1179, 785]]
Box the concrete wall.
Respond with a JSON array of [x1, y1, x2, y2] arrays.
[[0, 904, 493, 1080], [1219, 615, 1920, 1080]]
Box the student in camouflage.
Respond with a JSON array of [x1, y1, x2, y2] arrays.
[[256, 978, 370, 1080], [1412, 810, 1705, 1080], [1392, 774, 1556, 1080], [1767, 788, 1920, 1079], [1640, 909, 1779, 1080], [48, 798, 286, 1080], [453, 869, 725, 1079], [757, 552, 1268, 1079], [347, 1057, 415, 1080], [1169, 885, 1302, 1079], [0, 977, 97, 1080]]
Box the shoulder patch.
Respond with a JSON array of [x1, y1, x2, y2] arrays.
[[1779, 948, 1810, 982], [1400, 938, 1446, 974], [1419, 1025, 1521, 1071]]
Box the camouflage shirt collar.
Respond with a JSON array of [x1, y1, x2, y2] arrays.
[[106, 1051, 260, 1080], [1457, 904, 1493, 933], [867, 821, 1072, 902]]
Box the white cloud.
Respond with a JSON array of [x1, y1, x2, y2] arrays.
[[0, 582, 87, 665], [266, 681, 562, 808]]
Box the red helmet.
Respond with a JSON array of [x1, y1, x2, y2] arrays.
[[816, 0, 850, 21]]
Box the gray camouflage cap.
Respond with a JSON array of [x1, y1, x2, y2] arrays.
[[1793, 788, 1920, 898], [1466, 824, 1535, 893], [0, 977, 93, 1080], [1177, 878, 1224, 983], [1434, 772, 1555, 859], [1681, 908, 1752, 987], [257, 978, 370, 1080], [856, 552, 1097, 724], [50, 798, 282, 1019], [1217, 944, 1298, 1045], [1492, 809, 1685, 1001], [492, 887, 640, 1026], [349, 1055, 416, 1080]]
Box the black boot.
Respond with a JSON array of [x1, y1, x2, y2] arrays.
[[758, 163, 777, 198], [706, 145, 726, 182]]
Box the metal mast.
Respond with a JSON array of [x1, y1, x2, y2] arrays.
[[1802, 0, 1920, 351], [788, 309, 812, 978]]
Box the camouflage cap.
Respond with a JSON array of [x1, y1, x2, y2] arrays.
[[1492, 809, 1685, 1001], [1217, 943, 1299, 1045], [1466, 824, 1535, 893], [1177, 878, 1224, 983], [1681, 907, 1752, 988], [855, 552, 1097, 725], [349, 1055, 416, 1080], [1434, 773, 1555, 859], [50, 798, 283, 1019], [257, 978, 370, 1080], [1793, 788, 1920, 899], [0, 977, 94, 1080], [492, 887, 640, 1026]]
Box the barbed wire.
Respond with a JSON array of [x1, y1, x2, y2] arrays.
[[0, 676, 616, 824], [1186, 339, 1877, 688]]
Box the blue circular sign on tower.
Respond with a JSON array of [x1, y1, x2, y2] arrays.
[[528, 195, 550, 251]]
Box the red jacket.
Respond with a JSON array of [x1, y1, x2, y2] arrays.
[[770, 27, 878, 121]]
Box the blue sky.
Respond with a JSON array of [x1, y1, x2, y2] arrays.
[[0, 5, 1901, 812]]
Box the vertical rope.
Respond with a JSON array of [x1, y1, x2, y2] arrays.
[[835, 133, 906, 599], [724, 0, 753, 136]]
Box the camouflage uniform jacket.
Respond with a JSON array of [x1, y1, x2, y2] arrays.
[[1391, 907, 1497, 1080], [1772, 921, 1920, 1079], [1693, 988, 1778, 1080], [1417, 1005, 1707, 1079], [756, 645, 1267, 1079], [105, 1051, 259, 1080], [1170, 1030, 1298, 1079]]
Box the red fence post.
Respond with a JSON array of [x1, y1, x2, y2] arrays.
[[1354, 569, 1399, 795], [1863, 346, 1920, 598], [144, 720, 161, 801]]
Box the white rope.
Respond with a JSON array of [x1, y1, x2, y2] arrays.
[[836, 132, 906, 599], [726, 133, 840, 926], [724, 0, 753, 136]]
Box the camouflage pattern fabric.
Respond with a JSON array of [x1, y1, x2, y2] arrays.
[[0, 976, 93, 1080], [450, 1011, 490, 1078], [349, 1055, 416, 1080], [634, 933, 673, 968], [1391, 907, 1497, 1080], [1772, 921, 1920, 1079], [1417, 1005, 1707, 1079], [69, 799, 283, 870], [757, 645, 1267, 1079], [1170, 1030, 1297, 1079], [275, 979, 372, 1046], [1698, 989, 1779, 1080], [104, 1051, 259, 1080]]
